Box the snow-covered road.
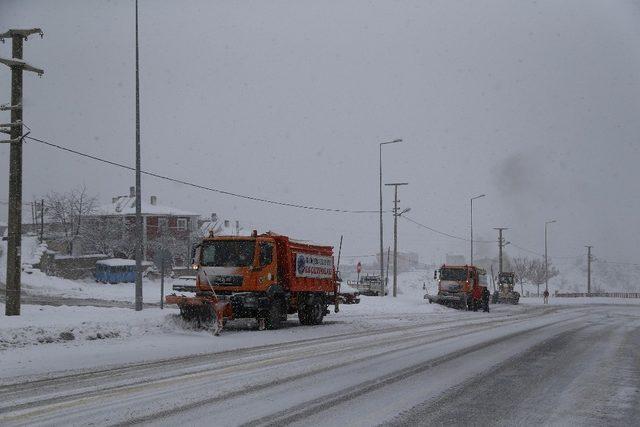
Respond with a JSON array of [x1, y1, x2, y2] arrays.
[[1, 303, 637, 426]]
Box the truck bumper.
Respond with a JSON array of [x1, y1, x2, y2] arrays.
[[165, 293, 273, 320], [424, 293, 467, 304]]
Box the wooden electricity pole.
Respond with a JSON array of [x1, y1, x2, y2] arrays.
[[0, 28, 44, 316], [494, 227, 509, 275], [585, 245, 593, 295], [385, 182, 408, 298]]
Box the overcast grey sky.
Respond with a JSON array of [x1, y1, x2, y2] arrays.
[[1, 0, 639, 266]]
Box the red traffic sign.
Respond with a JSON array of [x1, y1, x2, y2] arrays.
[[356, 262, 362, 273]]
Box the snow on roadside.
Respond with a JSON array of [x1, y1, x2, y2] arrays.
[[0, 271, 443, 351], [0, 234, 46, 276], [16, 268, 180, 303], [0, 303, 183, 350], [519, 296, 640, 306]]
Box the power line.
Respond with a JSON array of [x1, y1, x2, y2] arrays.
[[509, 242, 543, 257], [594, 259, 640, 267], [402, 215, 493, 243], [24, 135, 380, 214]]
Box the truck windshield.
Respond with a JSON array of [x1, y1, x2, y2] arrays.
[[440, 268, 467, 281], [500, 275, 514, 284], [201, 240, 255, 267], [479, 273, 488, 286]]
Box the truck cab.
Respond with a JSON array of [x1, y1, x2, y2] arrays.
[[194, 235, 278, 294]]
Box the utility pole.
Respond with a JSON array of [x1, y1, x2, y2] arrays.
[[0, 28, 44, 316], [494, 227, 509, 274], [544, 219, 556, 295], [379, 139, 401, 285], [585, 245, 592, 295], [385, 182, 408, 298], [39, 198, 44, 242], [385, 245, 390, 294], [470, 194, 486, 265], [134, 0, 143, 311]]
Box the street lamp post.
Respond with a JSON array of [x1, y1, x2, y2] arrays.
[[379, 139, 402, 288], [544, 220, 556, 295], [385, 182, 408, 298], [134, 0, 143, 311], [470, 194, 486, 265]]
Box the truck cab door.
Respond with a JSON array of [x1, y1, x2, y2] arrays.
[[257, 240, 278, 290]]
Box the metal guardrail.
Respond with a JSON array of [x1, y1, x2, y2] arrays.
[[556, 292, 640, 298]]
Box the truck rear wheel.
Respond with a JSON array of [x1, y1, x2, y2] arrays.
[[298, 302, 324, 325], [309, 303, 324, 325]]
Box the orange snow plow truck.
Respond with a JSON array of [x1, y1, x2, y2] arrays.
[[424, 264, 487, 310], [165, 231, 339, 333]]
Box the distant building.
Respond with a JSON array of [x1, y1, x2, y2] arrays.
[[373, 251, 420, 273], [0, 221, 7, 237], [445, 254, 466, 265], [92, 187, 200, 264], [199, 213, 248, 237]]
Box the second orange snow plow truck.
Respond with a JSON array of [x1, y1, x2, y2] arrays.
[[166, 231, 339, 333], [424, 264, 488, 310]]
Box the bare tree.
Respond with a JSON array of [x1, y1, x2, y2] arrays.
[[44, 185, 97, 254], [149, 222, 184, 270], [527, 258, 559, 296], [512, 257, 530, 295], [80, 217, 136, 258]]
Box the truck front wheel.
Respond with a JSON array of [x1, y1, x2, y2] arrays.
[[265, 301, 282, 330]]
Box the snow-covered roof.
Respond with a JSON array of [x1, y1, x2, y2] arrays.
[[200, 219, 252, 237], [96, 258, 154, 267], [96, 196, 199, 217], [340, 283, 359, 294]]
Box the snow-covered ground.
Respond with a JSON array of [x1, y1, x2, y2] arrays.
[[1, 263, 638, 425], [2, 235, 639, 392], [0, 269, 459, 382], [0, 235, 191, 304]]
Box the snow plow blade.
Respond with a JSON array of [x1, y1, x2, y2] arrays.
[[165, 294, 204, 306], [165, 294, 233, 335], [424, 293, 469, 310], [424, 294, 464, 303], [493, 294, 520, 305]]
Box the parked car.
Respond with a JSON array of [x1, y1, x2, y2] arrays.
[[338, 283, 360, 304]]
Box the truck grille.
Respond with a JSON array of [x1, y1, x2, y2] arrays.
[[208, 275, 243, 286]]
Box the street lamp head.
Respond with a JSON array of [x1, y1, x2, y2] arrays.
[[472, 194, 486, 200], [399, 207, 411, 216], [546, 219, 557, 225], [381, 138, 403, 146], [385, 182, 409, 186]]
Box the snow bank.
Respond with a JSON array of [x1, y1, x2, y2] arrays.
[[520, 296, 640, 306], [0, 270, 444, 351], [0, 234, 46, 274], [342, 270, 447, 316], [0, 303, 185, 350]]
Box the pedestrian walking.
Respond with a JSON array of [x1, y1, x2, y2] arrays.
[[543, 289, 549, 304], [482, 287, 490, 312], [472, 285, 482, 312]]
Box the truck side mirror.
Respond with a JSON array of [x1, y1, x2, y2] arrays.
[[190, 243, 201, 268]]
